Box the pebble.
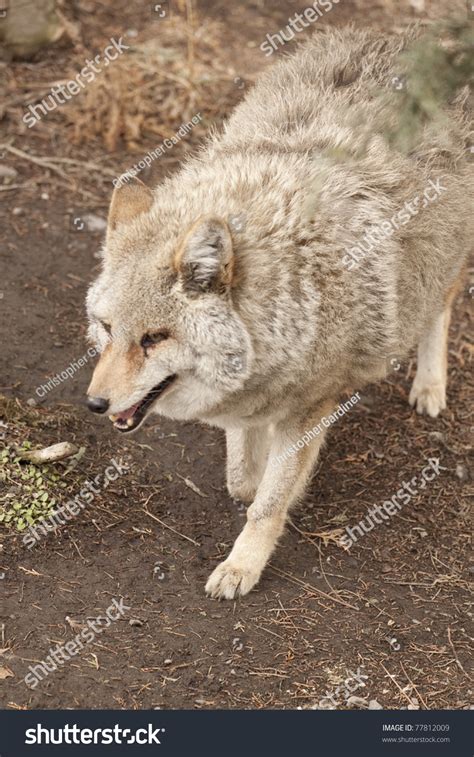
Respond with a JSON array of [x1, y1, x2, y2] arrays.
[[0, 165, 18, 180], [346, 695, 367, 708], [368, 699, 384, 709], [455, 463, 469, 482], [409, 0, 425, 11], [81, 212, 107, 233]]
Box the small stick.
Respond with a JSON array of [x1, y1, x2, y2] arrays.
[[381, 663, 416, 708], [447, 627, 472, 680], [0, 184, 33, 192], [400, 661, 428, 709], [268, 565, 359, 610], [0, 144, 69, 180], [142, 507, 200, 547], [0, 144, 117, 178], [16, 442, 78, 464]]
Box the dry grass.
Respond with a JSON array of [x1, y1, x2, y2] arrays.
[[62, 6, 241, 152]]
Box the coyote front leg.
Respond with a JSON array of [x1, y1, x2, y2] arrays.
[[226, 426, 270, 503], [206, 401, 334, 599]]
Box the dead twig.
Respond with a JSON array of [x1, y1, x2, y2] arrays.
[[381, 663, 416, 708], [447, 627, 472, 681], [268, 565, 359, 611], [0, 144, 70, 180], [142, 505, 200, 547]]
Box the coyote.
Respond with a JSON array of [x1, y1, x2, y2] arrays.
[[86, 28, 472, 599]]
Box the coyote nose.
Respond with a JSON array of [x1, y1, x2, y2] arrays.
[[86, 396, 110, 414]]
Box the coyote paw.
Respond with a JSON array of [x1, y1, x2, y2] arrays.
[[409, 381, 446, 418], [205, 559, 260, 600]]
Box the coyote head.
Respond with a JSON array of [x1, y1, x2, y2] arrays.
[[86, 178, 253, 432]]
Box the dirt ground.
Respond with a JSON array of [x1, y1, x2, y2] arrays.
[[0, 0, 472, 711]]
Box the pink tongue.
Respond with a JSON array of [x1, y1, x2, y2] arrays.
[[116, 403, 140, 421]]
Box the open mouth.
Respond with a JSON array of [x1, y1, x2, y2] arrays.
[[108, 375, 176, 433]]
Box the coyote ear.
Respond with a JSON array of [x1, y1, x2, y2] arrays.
[[175, 216, 234, 293], [108, 177, 154, 232]]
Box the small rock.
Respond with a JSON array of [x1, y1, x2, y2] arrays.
[[358, 394, 376, 410], [82, 213, 107, 233], [12, 207, 23, 215], [26, 398, 37, 407], [164, 658, 172, 665], [369, 699, 383, 709], [41, 192, 49, 200], [346, 695, 368, 708], [455, 463, 469, 482], [0, 165, 18, 180], [128, 618, 143, 627]]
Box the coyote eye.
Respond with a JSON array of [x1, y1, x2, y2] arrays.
[[99, 320, 112, 335], [141, 331, 170, 351]]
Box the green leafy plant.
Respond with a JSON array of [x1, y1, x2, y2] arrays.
[[0, 442, 65, 531]]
